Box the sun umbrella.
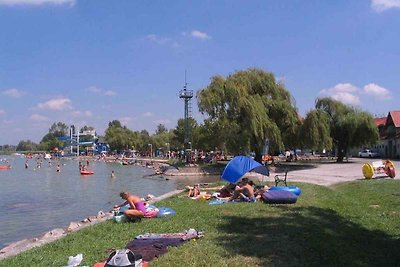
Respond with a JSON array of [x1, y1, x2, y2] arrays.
[[221, 156, 269, 183]]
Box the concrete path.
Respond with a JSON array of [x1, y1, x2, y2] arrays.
[[268, 158, 399, 186]]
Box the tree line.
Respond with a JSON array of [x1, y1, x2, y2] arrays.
[[5, 68, 379, 162]]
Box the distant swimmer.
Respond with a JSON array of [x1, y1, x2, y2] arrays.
[[25, 160, 28, 169], [56, 164, 60, 172], [111, 170, 115, 178]]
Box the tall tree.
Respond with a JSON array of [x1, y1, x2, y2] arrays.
[[197, 118, 223, 152], [300, 110, 332, 152], [40, 122, 69, 151], [155, 124, 168, 135], [306, 98, 379, 162], [171, 118, 199, 151], [108, 120, 122, 128], [197, 68, 300, 162], [48, 122, 69, 136], [104, 120, 136, 151], [16, 140, 38, 151]]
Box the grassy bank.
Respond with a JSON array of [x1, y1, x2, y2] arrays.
[[1, 180, 400, 266]]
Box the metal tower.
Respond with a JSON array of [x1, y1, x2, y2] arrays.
[[179, 73, 193, 151]]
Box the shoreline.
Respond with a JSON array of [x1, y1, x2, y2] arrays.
[[2, 158, 397, 260], [0, 189, 184, 260]]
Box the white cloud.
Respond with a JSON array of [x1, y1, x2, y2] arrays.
[[87, 86, 117, 96], [146, 34, 180, 48], [119, 116, 132, 125], [0, 0, 75, 6], [332, 92, 360, 105], [30, 114, 49, 122], [37, 97, 72, 110], [320, 83, 360, 105], [363, 83, 392, 100], [143, 112, 153, 117], [104, 90, 116, 96], [190, 30, 211, 40], [371, 0, 400, 12], [146, 34, 171, 45], [320, 83, 358, 94], [70, 110, 93, 117], [2, 88, 25, 98]]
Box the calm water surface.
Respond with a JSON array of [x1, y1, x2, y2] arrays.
[[0, 156, 193, 249]]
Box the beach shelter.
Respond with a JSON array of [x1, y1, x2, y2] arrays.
[[221, 156, 269, 183]]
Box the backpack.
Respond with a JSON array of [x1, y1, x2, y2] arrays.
[[105, 249, 143, 267]]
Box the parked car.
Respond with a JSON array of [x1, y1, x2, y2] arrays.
[[358, 149, 380, 158]]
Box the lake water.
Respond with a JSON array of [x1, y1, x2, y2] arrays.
[[0, 156, 217, 249]]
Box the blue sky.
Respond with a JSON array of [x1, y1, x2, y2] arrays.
[[0, 0, 399, 145]]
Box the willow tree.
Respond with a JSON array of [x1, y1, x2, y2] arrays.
[[197, 68, 300, 162], [300, 109, 332, 152], [305, 98, 379, 162]]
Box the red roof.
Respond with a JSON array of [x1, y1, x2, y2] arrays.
[[374, 117, 386, 127], [388, 111, 400, 127]]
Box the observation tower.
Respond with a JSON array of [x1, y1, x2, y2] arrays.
[[179, 74, 193, 153]]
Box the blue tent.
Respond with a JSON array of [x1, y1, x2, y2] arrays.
[[221, 156, 269, 183]]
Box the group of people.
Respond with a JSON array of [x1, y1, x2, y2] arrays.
[[78, 160, 90, 171], [186, 177, 269, 202], [113, 179, 269, 222], [218, 178, 262, 201], [24, 159, 60, 172]]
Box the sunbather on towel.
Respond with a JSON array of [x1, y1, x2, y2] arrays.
[[217, 183, 236, 199], [229, 178, 255, 201], [187, 184, 201, 198], [114, 191, 146, 221]]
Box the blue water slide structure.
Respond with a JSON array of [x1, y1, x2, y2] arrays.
[[57, 136, 95, 146]]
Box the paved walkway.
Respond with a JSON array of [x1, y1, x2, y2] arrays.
[[268, 158, 399, 186]]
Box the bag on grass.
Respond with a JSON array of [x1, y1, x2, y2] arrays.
[[105, 249, 143, 267]]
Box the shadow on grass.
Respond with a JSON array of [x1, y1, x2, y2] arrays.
[[216, 206, 400, 266]]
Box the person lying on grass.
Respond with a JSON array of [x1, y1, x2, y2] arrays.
[[114, 191, 146, 221], [216, 183, 236, 199], [187, 184, 201, 198]]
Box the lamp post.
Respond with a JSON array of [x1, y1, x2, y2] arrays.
[[148, 144, 152, 158]]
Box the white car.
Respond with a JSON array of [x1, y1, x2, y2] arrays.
[[358, 149, 380, 158]]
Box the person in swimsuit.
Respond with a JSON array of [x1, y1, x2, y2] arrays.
[[114, 191, 146, 221], [229, 178, 255, 201]]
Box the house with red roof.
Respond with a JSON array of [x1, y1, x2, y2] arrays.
[[372, 111, 400, 159]]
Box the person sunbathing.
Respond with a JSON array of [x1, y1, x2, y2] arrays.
[[188, 184, 201, 198], [217, 183, 236, 199]]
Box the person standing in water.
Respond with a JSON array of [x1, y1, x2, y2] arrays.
[[25, 160, 28, 169], [111, 170, 115, 178]]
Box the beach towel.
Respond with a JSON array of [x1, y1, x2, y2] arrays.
[[208, 197, 256, 205], [125, 229, 204, 262]]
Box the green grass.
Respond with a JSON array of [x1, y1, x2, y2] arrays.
[[1, 180, 400, 266]]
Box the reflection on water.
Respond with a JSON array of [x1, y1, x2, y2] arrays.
[[0, 156, 184, 249]]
